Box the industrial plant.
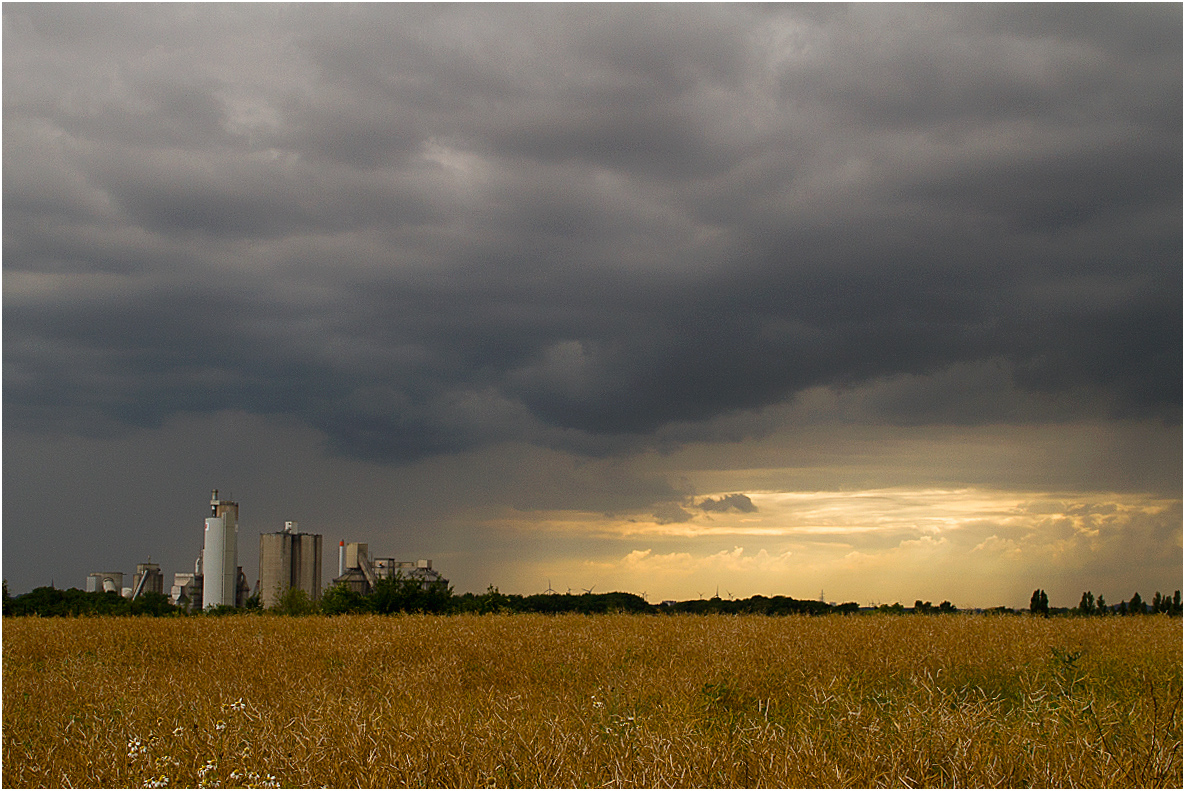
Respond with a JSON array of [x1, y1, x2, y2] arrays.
[[83, 489, 445, 611], [332, 541, 448, 595], [86, 562, 165, 599]]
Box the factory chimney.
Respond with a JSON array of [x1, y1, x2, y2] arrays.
[[338, 540, 345, 576]]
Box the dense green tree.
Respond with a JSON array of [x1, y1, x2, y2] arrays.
[[368, 575, 453, 614], [369, 576, 415, 614], [459, 584, 515, 614], [321, 582, 369, 615], [1078, 591, 1095, 615], [1127, 592, 1145, 615], [1030, 589, 1049, 616], [0, 586, 181, 617], [273, 586, 318, 616], [129, 592, 178, 616], [1149, 591, 1182, 615]]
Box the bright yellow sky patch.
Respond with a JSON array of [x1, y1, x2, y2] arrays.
[[469, 486, 1181, 608]]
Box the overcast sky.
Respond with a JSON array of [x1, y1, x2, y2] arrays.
[[4, 4, 1180, 608]]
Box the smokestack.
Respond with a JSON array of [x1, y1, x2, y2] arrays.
[[338, 540, 345, 576]]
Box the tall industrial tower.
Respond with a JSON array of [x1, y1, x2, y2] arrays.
[[203, 489, 239, 609], [258, 521, 323, 608]]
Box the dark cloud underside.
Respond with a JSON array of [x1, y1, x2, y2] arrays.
[[4, 4, 1180, 463]]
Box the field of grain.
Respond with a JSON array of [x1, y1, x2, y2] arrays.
[[3, 613, 1181, 788]]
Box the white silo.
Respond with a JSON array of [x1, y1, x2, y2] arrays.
[[202, 489, 240, 609]]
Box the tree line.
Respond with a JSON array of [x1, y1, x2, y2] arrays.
[[1, 586, 177, 618], [1, 578, 856, 618], [1034, 588, 1183, 616], [263, 581, 858, 616], [4, 578, 1182, 618]]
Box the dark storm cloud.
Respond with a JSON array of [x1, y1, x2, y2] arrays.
[[4, 4, 1180, 463]]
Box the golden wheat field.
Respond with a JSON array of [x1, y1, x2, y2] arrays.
[[3, 613, 1181, 789]]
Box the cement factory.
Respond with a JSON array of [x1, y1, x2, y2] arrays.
[[87, 489, 446, 610]]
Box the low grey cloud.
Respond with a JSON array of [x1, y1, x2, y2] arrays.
[[651, 502, 696, 526], [698, 494, 757, 514], [4, 3, 1180, 466]]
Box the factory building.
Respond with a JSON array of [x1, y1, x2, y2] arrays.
[[332, 541, 448, 595], [160, 489, 251, 611], [86, 571, 124, 594], [86, 565, 162, 599], [203, 489, 239, 609], [131, 561, 164, 599], [171, 572, 202, 611], [258, 522, 323, 608], [170, 549, 204, 610]]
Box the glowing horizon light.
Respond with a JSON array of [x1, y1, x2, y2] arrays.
[[466, 486, 1181, 608]]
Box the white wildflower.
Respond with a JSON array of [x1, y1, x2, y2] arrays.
[[198, 758, 218, 784], [197, 767, 221, 791], [127, 737, 148, 759]]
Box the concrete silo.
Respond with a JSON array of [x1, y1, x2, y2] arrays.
[[203, 489, 239, 609], [258, 521, 323, 609]]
